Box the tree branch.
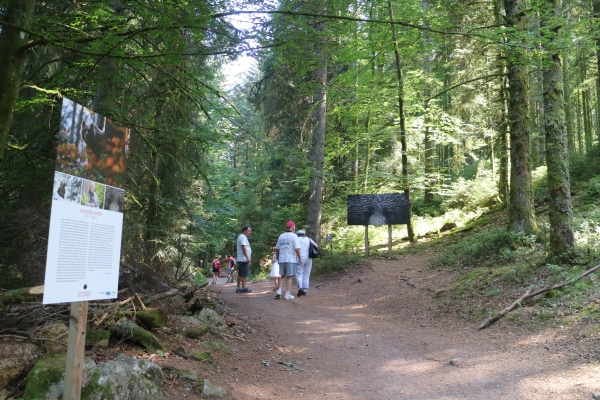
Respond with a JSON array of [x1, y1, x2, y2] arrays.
[[427, 73, 507, 102], [479, 263, 600, 329]]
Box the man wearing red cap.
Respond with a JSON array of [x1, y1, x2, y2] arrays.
[[275, 221, 301, 300]]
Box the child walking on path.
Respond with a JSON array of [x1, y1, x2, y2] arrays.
[[212, 256, 220, 285], [226, 255, 236, 283], [269, 249, 280, 291]]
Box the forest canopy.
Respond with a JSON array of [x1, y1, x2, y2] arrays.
[[1, 0, 600, 291]]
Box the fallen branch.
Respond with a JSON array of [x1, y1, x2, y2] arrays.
[[221, 333, 247, 342], [478, 281, 536, 330], [316, 283, 329, 288], [1, 285, 44, 306], [0, 334, 67, 347], [134, 293, 147, 311], [143, 288, 180, 305], [479, 263, 600, 330], [93, 296, 134, 327]]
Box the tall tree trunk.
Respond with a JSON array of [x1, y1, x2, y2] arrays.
[[364, 113, 371, 192], [504, 0, 539, 234], [543, 0, 574, 256], [530, 69, 540, 168], [388, 0, 415, 242], [422, 0, 435, 205], [583, 88, 593, 153], [0, 0, 36, 164], [495, 0, 509, 207], [579, 52, 593, 153], [306, 1, 328, 243], [563, 53, 575, 152], [498, 75, 510, 207], [595, 0, 600, 145], [577, 88, 583, 153]]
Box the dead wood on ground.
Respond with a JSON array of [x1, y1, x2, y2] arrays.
[[479, 263, 600, 330]]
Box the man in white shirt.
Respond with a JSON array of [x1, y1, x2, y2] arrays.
[[275, 221, 301, 300], [236, 226, 252, 293]]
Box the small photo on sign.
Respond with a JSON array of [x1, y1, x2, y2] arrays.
[[52, 172, 83, 203], [81, 180, 105, 209], [104, 186, 125, 213]]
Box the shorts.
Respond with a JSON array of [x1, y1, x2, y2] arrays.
[[227, 268, 234, 275], [237, 261, 250, 278], [279, 262, 297, 277], [212, 268, 219, 273]]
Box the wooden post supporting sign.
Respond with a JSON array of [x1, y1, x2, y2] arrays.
[[364, 225, 370, 257], [63, 301, 88, 400], [387, 224, 392, 259]]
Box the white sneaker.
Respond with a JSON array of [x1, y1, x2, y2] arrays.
[[284, 293, 295, 300]]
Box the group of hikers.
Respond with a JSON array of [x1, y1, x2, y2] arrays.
[[210, 221, 318, 300]]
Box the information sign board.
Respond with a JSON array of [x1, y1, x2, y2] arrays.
[[43, 98, 129, 304]]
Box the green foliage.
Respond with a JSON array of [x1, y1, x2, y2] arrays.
[[431, 228, 538, 269], [441, 167, 500, 212], [191, 350, 211, 361], [23, 354, 66, 399], [131, 326, 163, 352], [249, 266, 271, 282], [193, 269, 207, 285], [531, 166, 549, 202], [503, 263, 531, 285], [135, 310, 166, 330], [312, 253, 363, 275], [573, 206, 600, 261], [578, 176, 600, 205], [86, 330, 110, 347], [570, 146, 600, 183], [412, 195, 444, 217]]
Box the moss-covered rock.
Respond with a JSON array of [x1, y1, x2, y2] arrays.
[[184, 325, 211, 340], [0, 337, 44, 389], [200, 378, 227, 398], [23, 353, 163, 400], [23, 352, 96, 400], [80, 354, 163, 400], [177, 369, 199, 382], [86, 329, 110, 347], [135, 310, 166, 330], [112, 319, 164, 351], [191, 350, 211, 361], [194, 308, 226, 333]]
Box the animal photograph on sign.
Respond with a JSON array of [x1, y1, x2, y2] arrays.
[[55, 98, 130, 188], [104, 186, 125, 213], [52, 171, 83, 203], [347, 193, 410, 226]]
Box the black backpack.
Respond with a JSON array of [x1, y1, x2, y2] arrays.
[[308, 241, 319, 258]]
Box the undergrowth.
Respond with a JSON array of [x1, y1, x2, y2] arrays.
[[430, 227, 540, 269], [312, 253, 363, 276]]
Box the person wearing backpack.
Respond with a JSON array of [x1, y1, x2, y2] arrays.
[[295, 230, 318, 297], [211, 255, 221, 285]]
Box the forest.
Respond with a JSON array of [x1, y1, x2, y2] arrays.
[[1, 0, 600, 314], [5, 0, 600, 397]]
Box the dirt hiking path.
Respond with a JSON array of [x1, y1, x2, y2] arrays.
[[209, 255, 600, 399]]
